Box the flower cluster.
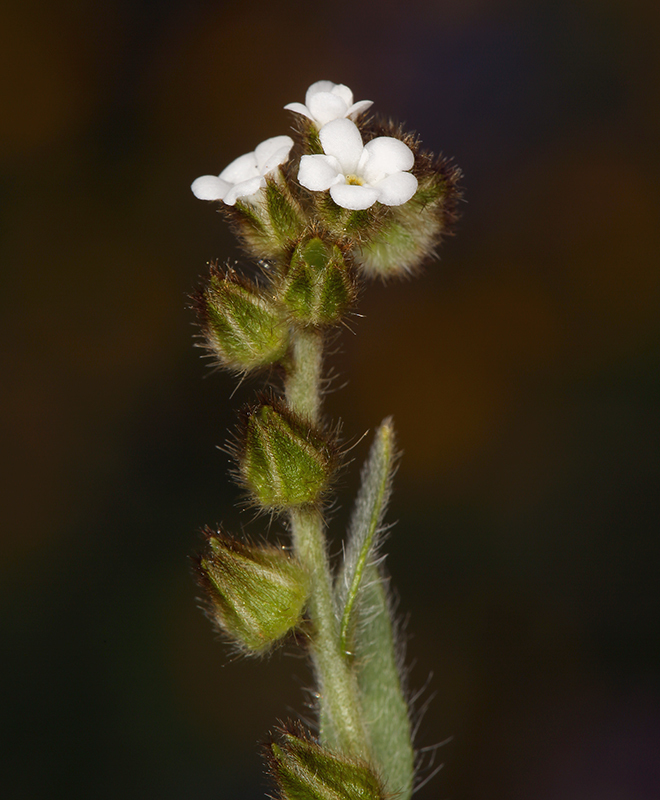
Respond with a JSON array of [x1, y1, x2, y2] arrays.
[[191, 80, 460, 278], [193, 81, 419, 212]]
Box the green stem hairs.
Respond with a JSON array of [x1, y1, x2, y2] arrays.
[[189, 81, 461, 800]]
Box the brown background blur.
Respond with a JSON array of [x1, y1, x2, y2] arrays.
[[2, 0, 659, 798]]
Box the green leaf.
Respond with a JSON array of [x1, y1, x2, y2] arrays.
[[336, 419, 396, 654], [352, 567, 414, 799], [335, 420, 414, 799]]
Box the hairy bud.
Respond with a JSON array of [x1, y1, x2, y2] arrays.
[[194, 267, 289, 371], [194, 529, 310, 654], [227, 176, 306, 260], [268, 724, 385, 800], [350, 122, 462, 279], [279, 237, 357, 326], [237, 398, 336, 509]]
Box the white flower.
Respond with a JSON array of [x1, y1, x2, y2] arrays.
[[297, 119, 418, 210], [191, 135, 294, 206], [284, 81, 373, 128]]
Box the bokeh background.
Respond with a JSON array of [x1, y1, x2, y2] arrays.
[[2, 0, 659, 798]]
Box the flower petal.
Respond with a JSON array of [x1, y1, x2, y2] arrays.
[[254, 135, 293, 173], [319, 119, 364, 173], [284, 102, 313, 120], [373, 172, 418, 206], [329, 83, 354, 108], [329, 183, 379, 210], [219, 151, 259, 183], [308, 92, 349, 127], [224, 176, 265, 205], [361, 136, 415, 183], [347, 99, 373, 120], [261, 146, 292, 177], [191, 175, 231, 201], [298, 154, 343, 191], [305, 80, 337, 105]]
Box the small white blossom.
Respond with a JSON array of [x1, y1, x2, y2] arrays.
[[191, 135, 294, 206], [297, 119, 418, 210], [284, 81, 373, 128]]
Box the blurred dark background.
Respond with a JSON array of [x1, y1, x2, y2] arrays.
[[2, 0, 659, 798]]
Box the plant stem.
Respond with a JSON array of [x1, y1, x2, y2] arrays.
[[285, 327, 323, 422], [285, 327, 370, 758]]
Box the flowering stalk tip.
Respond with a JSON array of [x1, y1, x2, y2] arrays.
[[188, 78, 461, 800]]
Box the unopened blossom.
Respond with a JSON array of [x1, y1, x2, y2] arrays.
[[284, 81, 373, 128], [191, 135, 294, 206], [297, 118, 418, 210]]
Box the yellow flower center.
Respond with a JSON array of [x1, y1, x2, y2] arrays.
[[345, 174, 364, 186]]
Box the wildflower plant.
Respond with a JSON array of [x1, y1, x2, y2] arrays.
[[189, 81, 461, 800]]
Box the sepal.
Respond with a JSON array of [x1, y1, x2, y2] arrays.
[[267, 723, 385, 800], [287, 112, 325, 157], [350, 122, 462, 279], [225, 173, 306, 259], [193, 266, 289, 372], [314, 192, 386, 243], [237, 397, 337, 510], [194, 529, 310, 654], [279, 237, 357, 326]]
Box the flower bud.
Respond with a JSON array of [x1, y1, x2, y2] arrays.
[[194, 529, 310, 654], [226, 176, 306, 260], [353, 168, 458, 279], [279, 237, 357, 326], [238, 398, 336, 509], [268, 724, 385, 800], [194, 267, 289, 371], [265, 178, 307, 244], [348, 121, 462, 279]]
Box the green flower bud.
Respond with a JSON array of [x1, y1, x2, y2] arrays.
[[238, 398, 336, 509], [265, 178, 307, 244], [194, 267, 289, 371], [226, 176, 306, 260], [279, 237, 357, 326], [194, 529, 310, 654], [349, 121, 462, 279], [268, 724, 385, 800]]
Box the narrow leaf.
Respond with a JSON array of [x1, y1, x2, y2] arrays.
[[336, 418, 396, 654], [352, 568, 414, 800], [336, 419, 415, 799]]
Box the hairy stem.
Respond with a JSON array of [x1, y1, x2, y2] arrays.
[[285, 327, 323, 422], [286, 327, 370, 758], [290, 507, 369, 755]]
